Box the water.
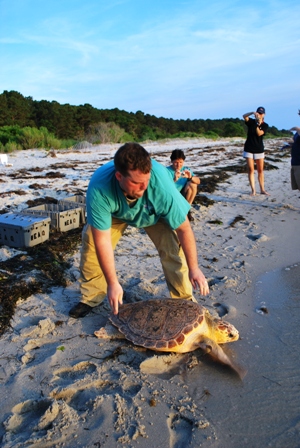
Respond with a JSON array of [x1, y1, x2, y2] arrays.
[[256, 262, 300, 311], [185, 262, 300, 447]]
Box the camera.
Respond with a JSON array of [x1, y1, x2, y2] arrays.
[[181, 170, 190, 177]]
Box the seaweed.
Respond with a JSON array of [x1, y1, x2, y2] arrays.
[[230, 215, 246, 227], [193, 195, 215, 207], [0, 227, 83, 336], [197, 172, 231, 193]]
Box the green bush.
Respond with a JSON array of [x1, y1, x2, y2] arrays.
[[86, 122, 128, 144], [224, 122, 246, 137], [0, 125, 23, 145], [2, 141, 22, 152], [19, 126, 44, 149], [0, 124, 73, 151], [172, 131, 199, 139], [119, 132, 134, 143], [202, 130, 220, 139], [139, 127, 158, 142], [60, 139, 77, 148]]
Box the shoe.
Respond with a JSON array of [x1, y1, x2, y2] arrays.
[[187, 211, 194, 222], [69, 302, 92, 318]]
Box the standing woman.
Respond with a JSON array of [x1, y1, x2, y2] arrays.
[[243, 107, 269, 196]]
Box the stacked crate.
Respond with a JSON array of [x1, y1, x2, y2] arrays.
[[21, 203, 82, 232], [0, 195, 86, 248], [0, 213, 51, 248], [58, 195, 86, 224]]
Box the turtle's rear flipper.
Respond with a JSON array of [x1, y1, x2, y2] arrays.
[[199, 338, 247, 380]]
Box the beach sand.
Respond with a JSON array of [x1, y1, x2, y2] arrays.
[[0, 137, 299, 447]]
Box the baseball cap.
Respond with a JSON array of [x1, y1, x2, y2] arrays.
[[256, 107, 265, 114]]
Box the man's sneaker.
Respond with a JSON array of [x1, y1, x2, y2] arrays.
[[69, 302, 92, 318]]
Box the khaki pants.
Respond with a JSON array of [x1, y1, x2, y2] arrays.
[[79, 218, 193, 306]]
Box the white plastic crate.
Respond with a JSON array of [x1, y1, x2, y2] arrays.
[[58, 195, 86, 224], [0, 213, 51, 248], [21, 203, 81, 232]]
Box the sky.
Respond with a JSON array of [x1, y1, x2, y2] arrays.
[[0, 0, 299, 131]]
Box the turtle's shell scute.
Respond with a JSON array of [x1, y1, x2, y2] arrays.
[[109, 299, 205, 350]]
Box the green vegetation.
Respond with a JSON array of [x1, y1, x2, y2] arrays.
[[0, 90, 290, 152], [0, 125, 76, 152]]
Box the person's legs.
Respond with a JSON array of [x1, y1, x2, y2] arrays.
[[291, 165, 300, 190], [183, 181, 197, 204], [182, 182, 197, 221], [246, 157, 256, 195], [79, 219, 128, 307], [255, 158, 269, 195], [144, 219, 193, 300]]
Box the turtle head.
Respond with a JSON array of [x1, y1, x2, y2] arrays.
[[213, 319, 239, 344]]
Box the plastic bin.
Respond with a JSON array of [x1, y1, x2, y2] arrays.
[[0, 213, 51, 248], [21, 203, 81, 232], [58, 195, 86, 224]]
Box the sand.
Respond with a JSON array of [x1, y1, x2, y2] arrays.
[[0, 137, 299, 447]]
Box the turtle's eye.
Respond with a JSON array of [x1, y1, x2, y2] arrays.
[[228, 333, 235, 338]]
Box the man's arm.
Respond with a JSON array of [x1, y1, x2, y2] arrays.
[[91, 226, 123, 314], [175, 219, 209, 296]]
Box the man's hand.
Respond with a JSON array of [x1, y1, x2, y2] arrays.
[[107, 282, 124, 314], [189, 267, 209, 296], [91, 226, 122, 314], [176, 219, 209, 296]]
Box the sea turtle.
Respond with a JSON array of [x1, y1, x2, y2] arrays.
[[95, 298, 245, 377]]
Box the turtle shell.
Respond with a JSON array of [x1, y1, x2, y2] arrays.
[[109, 298, 205, 351]]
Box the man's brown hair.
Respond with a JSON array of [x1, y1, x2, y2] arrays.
[[114, 143, 151, 176]]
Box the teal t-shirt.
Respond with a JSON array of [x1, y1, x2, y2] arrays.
[[166, 165, 195, 192], [86, 159, 190, 231]]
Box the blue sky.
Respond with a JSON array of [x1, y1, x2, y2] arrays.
[[0, 0, 299, 130]]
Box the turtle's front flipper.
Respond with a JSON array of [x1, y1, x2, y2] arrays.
[[94, 323, 124, 340], [199, 338, 247, 379]]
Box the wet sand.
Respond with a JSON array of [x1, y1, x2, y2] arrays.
[[184, 263, 300, 447]]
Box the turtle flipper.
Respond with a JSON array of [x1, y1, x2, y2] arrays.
[[199, 338, 246, 379], [94, 323, 124, 340]]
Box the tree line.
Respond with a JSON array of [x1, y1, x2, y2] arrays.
[[0, 90, 289, 151]]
